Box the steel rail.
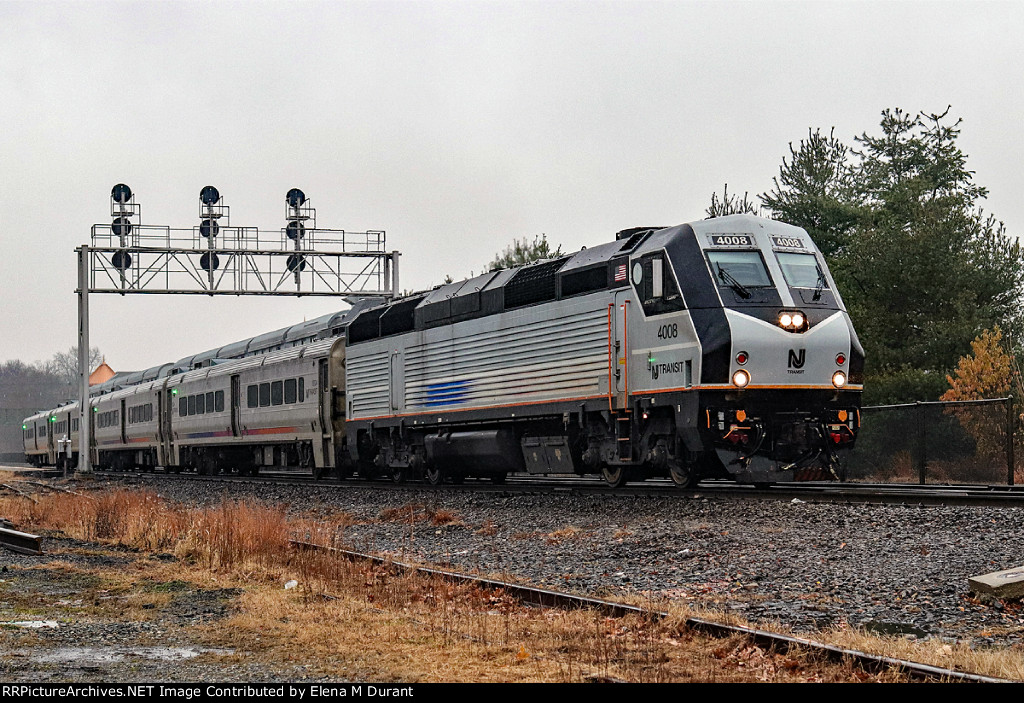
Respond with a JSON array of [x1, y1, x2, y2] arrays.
[[0, 526, 43, 555], [289, 539, 1012, 683], [84, 468, 1024, 508]]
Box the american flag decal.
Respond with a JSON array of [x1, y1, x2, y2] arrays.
[[614, 263, 627, 282]]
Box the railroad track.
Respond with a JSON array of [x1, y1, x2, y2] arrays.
[[65, 465, 1024, 507], [290, 539, 1012, 683]]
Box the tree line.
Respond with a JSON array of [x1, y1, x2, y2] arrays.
[[0, 347, 102, 455]]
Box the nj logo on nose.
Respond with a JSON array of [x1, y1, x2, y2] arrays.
[[788, 349, 806, 369]]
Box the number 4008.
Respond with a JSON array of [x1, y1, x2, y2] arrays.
[[657, 323, 678, 339]]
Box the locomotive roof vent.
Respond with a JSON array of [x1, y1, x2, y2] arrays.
[[615, 226, 663, 252]]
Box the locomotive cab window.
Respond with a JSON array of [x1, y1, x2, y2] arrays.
[[706, 250, 772, 288], [706, 250, 774, 302], [776, 252, 827, 289], [631, 253, 685, 316]]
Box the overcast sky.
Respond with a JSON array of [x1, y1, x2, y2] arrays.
[[1, 0, 1021, 372]]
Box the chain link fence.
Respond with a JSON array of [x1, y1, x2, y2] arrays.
[[843, 397, 1018, 485]]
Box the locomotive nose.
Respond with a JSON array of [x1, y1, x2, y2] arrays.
[[724, 309, 852, 389]]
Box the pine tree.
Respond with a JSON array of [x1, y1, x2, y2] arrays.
[[759, 128, 860, 259], [705, 183, 760, 219], [487, 234, 563, 270]]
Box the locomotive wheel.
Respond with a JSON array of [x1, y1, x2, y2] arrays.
[[601, 465, 628, 488], [425, 466, 444, 485], [391, 466, 407, 484], [668, 461, 695, 488]]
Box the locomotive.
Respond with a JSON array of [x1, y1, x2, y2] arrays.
[[25, 214, 863, 486]]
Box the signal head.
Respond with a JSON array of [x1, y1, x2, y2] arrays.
[[286, 188, 306, 207], [200, 185, 220, 206], [200, 252, 220, 271], [112, 217, 133, 237], [111, 183, 132, 203], [112, 250, 132, 271], [199, 219, 219, 238]]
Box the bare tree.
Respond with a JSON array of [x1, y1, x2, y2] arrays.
[[46, 346, 103, 392]]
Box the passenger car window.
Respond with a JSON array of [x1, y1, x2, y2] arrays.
[[215, 390, 225, 412], [247, 385, 258, 408], [284, 378, 297, 404], [259, 383, 271, 407], [271, 380, 283, 406]]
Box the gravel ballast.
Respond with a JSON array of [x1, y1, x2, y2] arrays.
[[79, 475, 1024, 649]]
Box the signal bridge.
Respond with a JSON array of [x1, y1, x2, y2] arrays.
[[88, 185, 397, 297], [76, 184, 399, 474]]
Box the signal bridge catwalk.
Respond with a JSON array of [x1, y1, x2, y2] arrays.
[[87, 223, 396, 297]]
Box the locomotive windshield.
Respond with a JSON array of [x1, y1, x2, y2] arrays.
[[776, 252, 828, 289], [706, 250, 772, 289]]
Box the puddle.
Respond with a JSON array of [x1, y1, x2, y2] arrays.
[[4, 621, 59, 629], [32, 646, 235, 664], [860, 620, 930, 638]]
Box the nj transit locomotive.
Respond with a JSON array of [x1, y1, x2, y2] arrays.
[[25, 215, 862, 486]]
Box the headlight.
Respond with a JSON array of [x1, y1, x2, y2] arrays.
[[832, 371, 847, 388], [732, 369, 750, 388], [777, 310, 807, 332]]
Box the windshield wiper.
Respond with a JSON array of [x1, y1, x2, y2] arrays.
[[717, 264, 751, 299], [813, 266, 827, 301]]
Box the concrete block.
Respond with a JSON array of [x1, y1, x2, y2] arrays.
[[969, 566, 1024, 600]]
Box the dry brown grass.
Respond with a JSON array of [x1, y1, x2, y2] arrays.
[[475, 520, 497, 536], [0, 489, 344, 572], [223, 550, 899, 683], [545, 526, 586, 544], [378, 502, 462, 527]]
